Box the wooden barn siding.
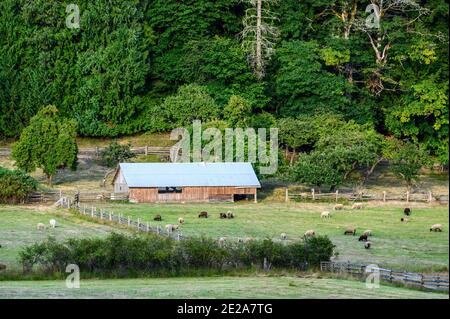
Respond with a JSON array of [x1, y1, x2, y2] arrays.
[[129, 187, 256, 203]]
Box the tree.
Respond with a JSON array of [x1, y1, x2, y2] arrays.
[[100, 141, 136, 168], [0, 166, 37, 204], [223, 95, 252, 127], [162, 84, 219, 127], [384, 139, 431, 190], [242, 0, 279, 79], [12, 105, 78, 187]]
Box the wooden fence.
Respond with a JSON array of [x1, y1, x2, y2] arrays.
[[320, 261, 449, 292], [26, 191, 128, 203], [286, 188, 447, 204], [0, 146, 171, 158], [59, 197, 185, 241]]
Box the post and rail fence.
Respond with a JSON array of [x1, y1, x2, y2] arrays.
[[320, 261, 449, 292]]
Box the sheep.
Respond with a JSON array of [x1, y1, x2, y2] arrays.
[[49, 219, 57, 228], [165, 224, 174, 233], [218, 237, 226, 246], [227, 211, 234, 219], [401, 217, 408, 223], [172, 224, 180, 231], [0, 263, 6, 271], [430, 224, 443, 232], [363, 230, 372, 237], [219, 213, 227, 219], [178, 217, 185, 224], [36, 223, 46, 231], [153, 214, 162, 221], [334, 204, 344, 210], [198, 211, 208, 218], [304, 230, 316, 237], [358, 234, 368, 242], [352, 203, 363, 210], [344, 227, 356, 236], [321, 211, 331, 219], [280, 233, 287, 240], [404, 208, 411, 216], [364, 241, 372, 249]]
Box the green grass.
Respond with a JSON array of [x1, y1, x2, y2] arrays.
[[89, 202, 449, 272], [0, 206, 128, 269], [0, 275, 446, 299]]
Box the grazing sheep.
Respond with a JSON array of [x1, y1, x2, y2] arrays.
[[404, 208, 411, 216], [49, 219, 57, 228], [154, 214, 162, 221], [430, 224, 443, 232], [364, 241, 372, 249], [363, 230, 372, 237], [304, 230, 315, 237], [334, 204, 344, 210], [352, 203, 363, 210], [36, 223, 46, 231], [178, 217, 185, 224], [401, 217, 408, 223], [219, 213, 227, 219], [218, 237, 226, 246], [227, 211, 234, 219], [165, 224, 174, 233], [321, 211, 331, 219], [198, 211, 208, 218], [358, 234, 368, 242], [280, 233, 287, 240], [344, 227, 356, 236], [0, 263, 6, 271]]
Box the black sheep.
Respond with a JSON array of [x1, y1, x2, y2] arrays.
[[198, 211, 208, 218], [219, 213, 227, 219], [358, 234, 368, 242], [404, 208, 411, 216], [153, 214, 162, 221]]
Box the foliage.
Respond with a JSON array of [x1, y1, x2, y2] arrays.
[[19, 233, 335, 275], [100, 141, 136, 168], [0, 167, 37, 204], [11, 105, 78, 186]]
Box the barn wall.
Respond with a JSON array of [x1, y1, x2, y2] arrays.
[[114, 169, 129, 193], [129, 187, 256, 203]]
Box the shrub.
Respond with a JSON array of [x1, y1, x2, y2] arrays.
[[18, 233, 335, 276], [0, 167, 37, 204], [100, 141, 136, 168]]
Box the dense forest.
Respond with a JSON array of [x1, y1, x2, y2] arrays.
[[0, 0, 448, 169]]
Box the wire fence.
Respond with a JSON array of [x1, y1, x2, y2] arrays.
[[320, 261, 449, 292]]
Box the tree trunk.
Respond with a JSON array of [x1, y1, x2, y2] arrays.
[[255, 0, 263, 79], [47, 174, 53, 188]]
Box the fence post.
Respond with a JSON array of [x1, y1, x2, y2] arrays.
[[383, 191, 387, 202], [428, 191, 433, 203], [335, 190, 339, 202], [406, 191, 410, 203], [59, 190, 62, 199], [128, 216, 131, 227], [146, 222, 149, 232], [109, 212, 112, 221], [91, 207, 94, 218], [100, 209, 103, 220], [145, 146, 149, 156], [95, 146, 100, 157], [311, 188, 315, 201], [137, 218, 140, 231], [285, 188, 289, 203]]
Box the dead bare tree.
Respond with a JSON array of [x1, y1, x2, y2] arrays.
[[241, 0, 279, 79]]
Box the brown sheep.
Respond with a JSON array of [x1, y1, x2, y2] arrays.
[[344, 227, 356, 236], [358, 234, 368, 242], [334, 204, 344, 211], [198, 211, 208, 218], [154, 214, 162, 221], [352, 203, 363, 210], [304, 230, 316, 237]]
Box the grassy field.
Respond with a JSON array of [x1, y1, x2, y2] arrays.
[[88, 201, 449, 272], [0, 206, 128, 269], [0, 276, 447, 299]]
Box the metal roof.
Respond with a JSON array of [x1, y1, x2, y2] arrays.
[[118, 162, 261, 188]]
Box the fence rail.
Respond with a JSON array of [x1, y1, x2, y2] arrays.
[[286, 188, 447, 204], [26, 191, 128, 203], [320, 261, 449, 291], [58, 197, 185, 241]]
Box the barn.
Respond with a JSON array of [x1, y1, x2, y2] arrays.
[[112, 162, 261, 203]]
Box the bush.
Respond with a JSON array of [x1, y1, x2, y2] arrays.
[[100, 141, 136, 168], [0, 167, 37, 204], [18, 233, 335, 276]]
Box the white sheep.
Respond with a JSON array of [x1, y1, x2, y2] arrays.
[[334, 204, 344, 210], [363, 230, 372, 237], [364, 241, 372, 249], [352, 203, 363, 210], [304, 230, 315, 237], [218, 237, 226, 247], [321, 211, 331, 219], [178, 217, 185, 224], [165, 224, 174, 233], [49, 219, 57, 228], [280, 233, 287, 240], [430, 224, 443, 232], [36, 223, 46, 231]]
